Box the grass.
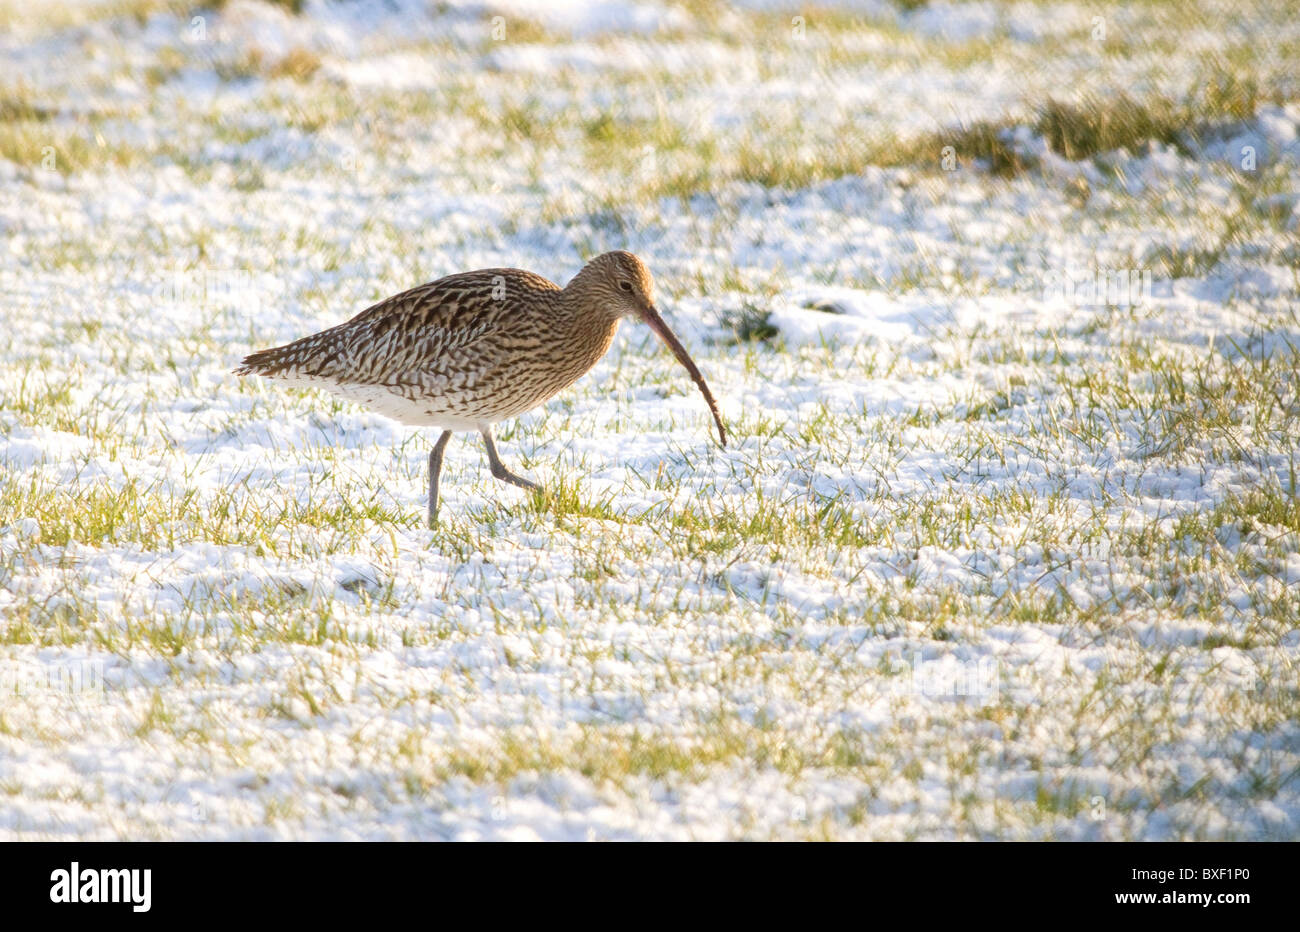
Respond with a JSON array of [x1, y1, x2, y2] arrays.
[[720, 302, 780, 345], [1, 0, 1297, 841], [4, 0, 1285, 195], [0, 116, 141, 175], [268, 48, 322, 83], [208, 0, 304, 13]]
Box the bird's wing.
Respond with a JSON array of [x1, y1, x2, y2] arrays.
[[235, 269, 559, 386]]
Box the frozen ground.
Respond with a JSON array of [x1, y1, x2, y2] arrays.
[[0, 0, 1298, 839]]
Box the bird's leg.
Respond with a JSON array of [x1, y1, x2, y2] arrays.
[[478, 424, 539, 491], [427, 429, 453, 528]]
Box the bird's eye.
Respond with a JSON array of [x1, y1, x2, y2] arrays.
[[619, 281, 633, 292]]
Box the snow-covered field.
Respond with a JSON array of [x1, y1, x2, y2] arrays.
[[1, 0, 1298, 840]]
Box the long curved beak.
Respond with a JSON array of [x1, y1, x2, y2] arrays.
[[637, 304, 727, 448]]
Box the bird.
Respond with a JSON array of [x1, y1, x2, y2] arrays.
[[234, 251, 727, 527]]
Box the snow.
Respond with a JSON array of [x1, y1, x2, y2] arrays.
[[484, 0, 689, 38], [1, 0, 1297, 841]]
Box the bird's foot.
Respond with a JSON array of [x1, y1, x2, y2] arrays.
[[490, 464, 539, 491]]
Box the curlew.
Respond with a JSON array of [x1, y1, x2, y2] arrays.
[[234, 251, 726, 526]]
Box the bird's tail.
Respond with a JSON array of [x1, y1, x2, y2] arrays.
[[233, 342, 301, 378]]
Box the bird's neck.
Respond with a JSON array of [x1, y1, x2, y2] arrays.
[[561, 263, 608, 307], [558, 270, 620, 326], [556, 277, 621, 375]]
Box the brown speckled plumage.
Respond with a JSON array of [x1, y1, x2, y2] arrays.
[[235, 251, 726, 525]]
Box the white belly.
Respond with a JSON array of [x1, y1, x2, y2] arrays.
[[263, 373, 493, 430]]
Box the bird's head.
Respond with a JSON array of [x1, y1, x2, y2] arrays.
[[572, 250, 726, 448], [580, 250, 658, 319]]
